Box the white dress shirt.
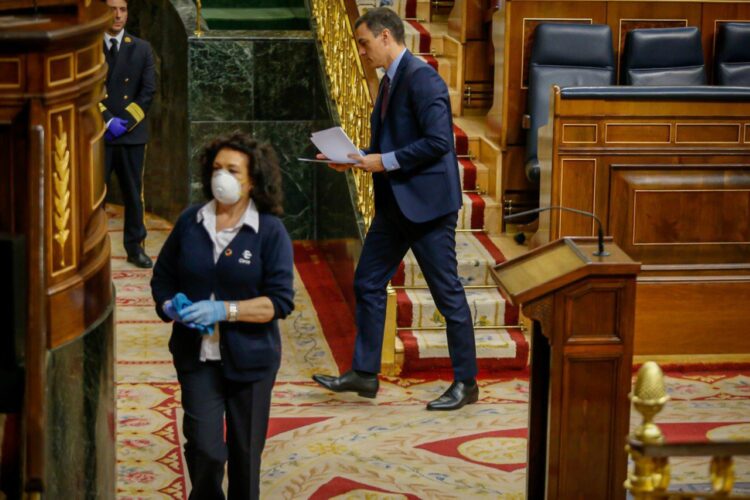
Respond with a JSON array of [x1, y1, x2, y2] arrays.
[[195, 199, 260, 361]]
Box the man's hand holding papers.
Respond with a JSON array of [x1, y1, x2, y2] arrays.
[[316, 152, 385, 173], [307, 126, 382, 173]]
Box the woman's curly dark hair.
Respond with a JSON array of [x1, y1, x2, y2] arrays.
[[199, 131, 284, 216]]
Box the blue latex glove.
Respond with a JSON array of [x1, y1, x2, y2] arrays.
[[169, 293, 213, 334], [180, 300, 227, 328], [105, 117, 128, 141], [162, 300, 181, 322]]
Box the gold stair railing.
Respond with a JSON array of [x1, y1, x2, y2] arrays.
[[626, 362, 750, 500], [309, 0, 375, 230]]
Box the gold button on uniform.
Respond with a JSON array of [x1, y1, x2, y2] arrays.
[[124, 95, 128, 99], [125, 78, 129, 82]]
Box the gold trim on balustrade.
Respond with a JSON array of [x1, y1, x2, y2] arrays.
[[310, 0, 375, 230], [49, 107, 77, 277]]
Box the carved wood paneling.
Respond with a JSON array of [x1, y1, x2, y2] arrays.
[[0, 57, 23, 90], [609, 166, 750, 265], [523, 295, 554, 339], [675, 123, 741, 144], [556, 355, 622, 497], [558, 158, 597, 236], [636, 280, 750, 355], [563, 280, 627, 344], [562, 123, 597, 144], [75, 43, 102, 79], [605, 123, 671, 144], [46, 53, 75, 87]]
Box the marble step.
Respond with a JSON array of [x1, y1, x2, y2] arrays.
[[397, 287, 512, 329], [392, 231, 503, 287], [398, 328, 523, 364]]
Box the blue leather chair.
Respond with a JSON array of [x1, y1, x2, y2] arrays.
[[621, 27, 706, 86], [524, 23, 615, 182], [714, 22, 750, 86]]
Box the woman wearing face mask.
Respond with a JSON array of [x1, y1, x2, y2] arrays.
[[150, 132, 294, 500]]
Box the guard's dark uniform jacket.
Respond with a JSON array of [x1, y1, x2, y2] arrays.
[[99, 31, 155, 145]]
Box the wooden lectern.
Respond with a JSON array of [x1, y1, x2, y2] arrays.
[[491, 237, 640, 499]]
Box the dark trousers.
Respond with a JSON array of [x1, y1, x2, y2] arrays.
[[105, 144, 147, 255], [178, 362, 276, 500], [352, 186, 478, 380]]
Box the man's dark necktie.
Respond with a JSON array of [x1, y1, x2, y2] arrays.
[[108, 38, 118, 63], [380, 75, 390, 121]]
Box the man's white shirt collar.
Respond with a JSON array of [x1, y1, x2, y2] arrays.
[[104, 30, 125, 48]]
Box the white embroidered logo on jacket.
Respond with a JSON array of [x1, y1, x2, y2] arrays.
[[238, 250, 252, 265]]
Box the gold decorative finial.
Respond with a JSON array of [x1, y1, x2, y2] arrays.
[[631, 361, 669, 444], [194, 0, 204, 37], [625, 361, 671, 497]]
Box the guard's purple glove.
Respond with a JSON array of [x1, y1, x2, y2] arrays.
[[180, 300, 227, 327], [105, 117, 128, 141]]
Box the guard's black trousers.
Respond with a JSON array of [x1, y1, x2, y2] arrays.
[[105, 144, 147, 256], [178, 361, 276, 500]]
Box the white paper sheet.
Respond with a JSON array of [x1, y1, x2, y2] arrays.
[[309, 126, 362, 164]]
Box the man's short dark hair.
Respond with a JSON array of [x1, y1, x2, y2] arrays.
[[199, 131, 284, 216], [354, 7, 405, 44]]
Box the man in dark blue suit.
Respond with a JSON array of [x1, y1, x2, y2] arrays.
[[100, 0, 156, 268], [313, 7, 478, 410]]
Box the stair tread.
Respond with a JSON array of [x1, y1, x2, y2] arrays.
[[398, 232, 500, 286], [399, 329, 520, 358], [398, 287, 509, 329], [401, 287, 506, 304]]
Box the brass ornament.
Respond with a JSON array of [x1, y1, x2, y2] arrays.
[[52, 115, 71, 267], [625, 362, 672, 496], [710, 455, 735, 494], [631, 361, 669, 444], [195, 0, 204, 37]]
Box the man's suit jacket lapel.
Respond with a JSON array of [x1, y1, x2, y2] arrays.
[[371, 50, 412, 148]]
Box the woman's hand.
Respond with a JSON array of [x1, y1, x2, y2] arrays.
[[180, 300, 227, 326], [162, 300, 181, 322]]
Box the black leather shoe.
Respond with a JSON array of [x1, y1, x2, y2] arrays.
[[426, 381, 479, 411], [312, 370, 379, 399], [127, 249, 153, 268]]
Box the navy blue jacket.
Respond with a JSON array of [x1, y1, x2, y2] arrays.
[[151, 205, 295, 381], [366, 50, 462, 223], [100, 31, 155, 145]]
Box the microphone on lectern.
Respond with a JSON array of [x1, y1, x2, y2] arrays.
[[504, 205, 610, 257]]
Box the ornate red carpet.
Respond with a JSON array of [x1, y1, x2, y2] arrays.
[[110, 206, 750, 499]]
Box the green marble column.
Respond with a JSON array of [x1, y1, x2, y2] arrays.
[[45, 304, 115, 499], [126, 1, 359, 240]]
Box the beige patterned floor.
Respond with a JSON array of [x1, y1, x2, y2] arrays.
[[110, 206, 750, 499]]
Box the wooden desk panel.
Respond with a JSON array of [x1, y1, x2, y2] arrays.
[[537, 88, 750, 355]]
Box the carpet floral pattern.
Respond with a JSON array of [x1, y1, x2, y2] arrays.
[[111, 206, 750, 499]]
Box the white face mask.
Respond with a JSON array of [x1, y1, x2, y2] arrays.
[[211, 169, 242, 205]]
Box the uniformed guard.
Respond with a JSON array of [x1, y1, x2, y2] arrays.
[[100, 0, 156, 268]]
